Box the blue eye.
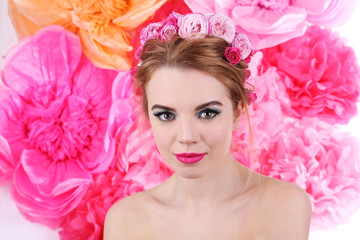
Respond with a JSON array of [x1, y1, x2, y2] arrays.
[[153, 111, 176, 122], [198, 108, 221, 120]]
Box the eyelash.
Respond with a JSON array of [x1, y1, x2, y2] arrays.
[[153, 108, 222, 123]]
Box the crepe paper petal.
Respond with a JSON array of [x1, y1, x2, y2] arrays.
[[0, 135, 15, 186], [8, 0, 167, 70], [59, 168, 144, 239], [11, 149, 92, 228]]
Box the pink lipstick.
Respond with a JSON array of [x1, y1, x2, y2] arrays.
[[175, 153, 206, 164]]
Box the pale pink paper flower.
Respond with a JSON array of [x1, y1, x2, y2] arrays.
[[184, 0, 356, 49], [59, 168, 144, 240], [260, 0, 290, 11], [209, 13, 235, 43], [178, 13, 211, 39], [262, 25, 360, 124], [231, 58, 291, 168], [0, 134, 14, 186], [257, 118, 360, 229], [0, 25, 117, 228]]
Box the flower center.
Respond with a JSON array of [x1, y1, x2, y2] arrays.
[[73, 0, 129, 30], [25, 94, 99, 161]]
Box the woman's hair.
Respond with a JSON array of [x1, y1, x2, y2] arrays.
[[133, 36, 251, 118]]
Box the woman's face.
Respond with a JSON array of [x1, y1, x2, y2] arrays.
[[146, 67, 242, 179]]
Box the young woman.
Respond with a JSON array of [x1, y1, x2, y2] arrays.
[[104, 12, 312, 240]]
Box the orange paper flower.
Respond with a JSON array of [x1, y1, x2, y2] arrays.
[[8, 0, 167, 70]]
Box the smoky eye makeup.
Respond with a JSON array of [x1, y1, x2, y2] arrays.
[[153, 111, 176, 122], [197, 107, 222, 120]]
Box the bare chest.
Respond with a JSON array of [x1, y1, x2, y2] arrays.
[[135, 201, 265, 240]]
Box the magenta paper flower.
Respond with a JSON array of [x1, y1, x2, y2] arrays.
[[0, 134, 14, 186], [59, 168, 144, 240], [184, 0, 356, 49], [0, 25, 117, 228], [261, 25, 360, 124], [257, 118, 360, 228], [59, 70, 173, 238], [106, 71, 173, 190]]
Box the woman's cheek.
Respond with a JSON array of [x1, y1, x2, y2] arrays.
[[205, 121, 232, 148]]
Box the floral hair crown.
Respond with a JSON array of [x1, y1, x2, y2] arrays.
[[135, 12, 256, 105]]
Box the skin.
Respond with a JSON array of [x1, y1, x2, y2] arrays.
[[104, 67, 312, 240]]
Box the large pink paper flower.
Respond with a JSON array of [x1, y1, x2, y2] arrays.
[[106, 71, 173, 190], [0, 135, 14, 186], [257, 118, 360, 228], [0, 25, 117, 228], [184, 0, 356, 49], [59, 70, 172, 238], [59, 168, 144, 240], [261, 25, 360, 124]]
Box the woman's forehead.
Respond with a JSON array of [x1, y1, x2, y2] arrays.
[[146, 67, 231, 108]]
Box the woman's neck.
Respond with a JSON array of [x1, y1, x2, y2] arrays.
[[163, 152, 250, 211]]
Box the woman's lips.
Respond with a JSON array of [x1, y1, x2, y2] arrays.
[[174, 153, 206, 164]]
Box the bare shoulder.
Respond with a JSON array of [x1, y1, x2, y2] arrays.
[[104, 191, 149, 240], [259, 175, 312, 240]]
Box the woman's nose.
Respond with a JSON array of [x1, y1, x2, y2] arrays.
[[177, 117, 198, 144]]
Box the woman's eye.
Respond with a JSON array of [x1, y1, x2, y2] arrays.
[[198, 108, 221, 119], [154, 111, 175, 122]]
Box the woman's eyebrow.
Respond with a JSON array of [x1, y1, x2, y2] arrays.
[[151, 100, 223, 111], [195, 100, 223, 111]]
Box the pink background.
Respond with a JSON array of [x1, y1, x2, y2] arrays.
[[0, 1, 359, 239]]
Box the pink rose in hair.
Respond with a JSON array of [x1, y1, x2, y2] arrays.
[[247, 92, 257, 105], [178, 13, 210, 39], [232, 33, 252, 60], [165, 11, 183, 25], [225, 47, 241, 64], [139, 22, 163, 44], [159, 23, 179, 41], [209, 14, 236, 43]]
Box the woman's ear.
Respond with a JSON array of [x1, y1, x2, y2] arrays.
[[232, 103, 243, 131]]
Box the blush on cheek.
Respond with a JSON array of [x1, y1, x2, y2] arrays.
[[206, 124, 232, 149]]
